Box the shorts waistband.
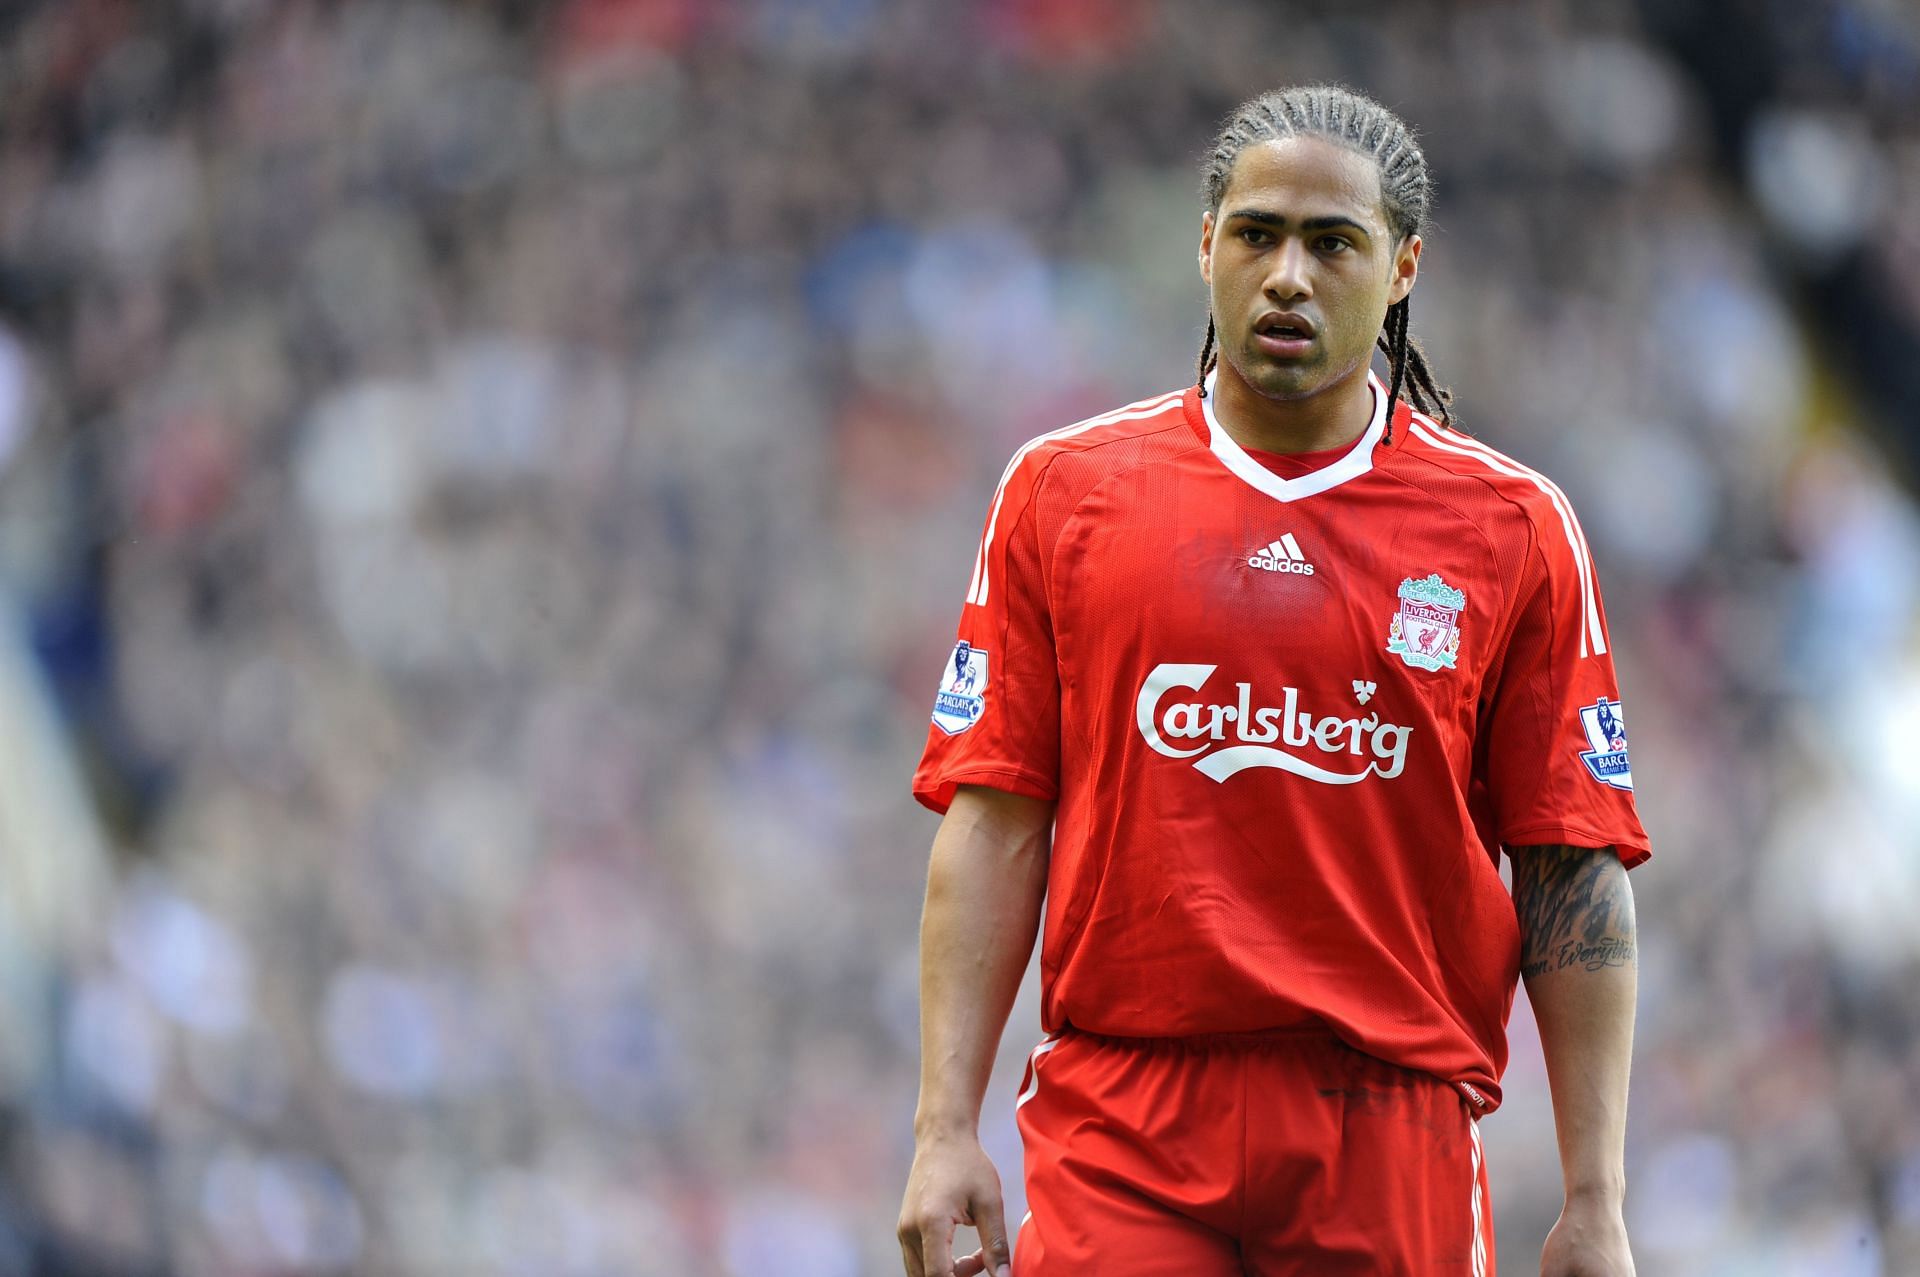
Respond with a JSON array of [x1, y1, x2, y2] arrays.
[[1061, 1023, 1337, 1053]]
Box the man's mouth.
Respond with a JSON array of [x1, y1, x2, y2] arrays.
[[1253, 312, 1317, 357], [1256, 312, 1316, 340]]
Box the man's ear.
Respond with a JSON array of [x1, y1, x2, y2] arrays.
[[1199, 210, 1216, 287], [1388, 233, 1422, 306]]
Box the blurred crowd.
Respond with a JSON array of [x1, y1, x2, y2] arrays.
[[0, 0, 1918, 1273]]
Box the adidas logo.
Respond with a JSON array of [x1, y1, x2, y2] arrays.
[[1248, 533, 1315, 576]]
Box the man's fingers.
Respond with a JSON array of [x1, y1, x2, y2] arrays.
[[971, 1191, 1013, 1276], [898, 1213, 941, 1277], [953, 1247, 987, 1277], [918, 1214, 957, 1277]]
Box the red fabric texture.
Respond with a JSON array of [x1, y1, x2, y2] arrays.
[[914, 381, 1650, 1109], [1013, 1029, 1496, 1275]]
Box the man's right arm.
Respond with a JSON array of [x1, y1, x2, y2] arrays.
[[897, 784, 1053, 1277]]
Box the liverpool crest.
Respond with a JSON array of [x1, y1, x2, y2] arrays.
[[1386, 574, 1466, 671]]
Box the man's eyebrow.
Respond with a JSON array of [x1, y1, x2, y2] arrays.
[[1225, 209, 1372, 236]]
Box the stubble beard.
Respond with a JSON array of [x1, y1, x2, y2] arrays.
[[1224, 340, 1356, 404]]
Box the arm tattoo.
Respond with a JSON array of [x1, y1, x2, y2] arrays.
[[1510, 844, 1637, 982]]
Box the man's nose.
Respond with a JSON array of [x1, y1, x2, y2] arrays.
[[1265, 239, 1312, 301]]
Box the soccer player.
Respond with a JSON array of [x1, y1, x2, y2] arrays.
[[898, 85, 1646, 1277]]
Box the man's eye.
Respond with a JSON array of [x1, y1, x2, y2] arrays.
[[1317, 236, 1351, 253], [1240, 228, 1272, 245]]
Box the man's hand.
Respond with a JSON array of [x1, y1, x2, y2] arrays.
[[1540, 1193, 1634, 1276], [902, 787, 1049, 1277], [896, 1133, 1013, 1277]]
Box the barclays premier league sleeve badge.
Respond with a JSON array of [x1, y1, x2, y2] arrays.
[[931, 641, 989, 735], [1578, 697, 1633, 790]]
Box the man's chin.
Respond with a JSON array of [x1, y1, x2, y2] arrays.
[[1239, 361, 1330, 403]]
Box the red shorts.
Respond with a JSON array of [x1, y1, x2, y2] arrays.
[[1012, 1028, 1494, 1276]]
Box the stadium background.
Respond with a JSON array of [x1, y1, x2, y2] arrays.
[[0, 0, 1917, 1272]]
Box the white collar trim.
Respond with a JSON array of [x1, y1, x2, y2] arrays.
[[1200, 369, 1388, 502]]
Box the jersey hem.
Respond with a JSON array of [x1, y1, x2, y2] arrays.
[[1500, 824, 1651, 868], [913, 766, 1058, 815]]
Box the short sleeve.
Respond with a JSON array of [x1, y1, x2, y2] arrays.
[[1477, 518, 1650, 867], [912, 459, 1061, 815]]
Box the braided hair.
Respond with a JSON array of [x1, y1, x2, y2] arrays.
[[1196, 84, 1453, 441]]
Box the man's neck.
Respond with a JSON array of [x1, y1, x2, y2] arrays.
[[1209, 362, 1376, 455]]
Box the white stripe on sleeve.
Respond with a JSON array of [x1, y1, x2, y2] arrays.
[[966, 393, 1183, 607], [1408, 418, 1606, 658]]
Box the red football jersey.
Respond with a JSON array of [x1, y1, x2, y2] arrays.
[[914, 372, 1650, 1109]]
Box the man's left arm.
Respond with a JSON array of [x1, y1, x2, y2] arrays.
[[1511, 842, 1638, 1277]]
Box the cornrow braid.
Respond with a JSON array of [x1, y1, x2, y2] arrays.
[[1196, 84, 1453, 444]]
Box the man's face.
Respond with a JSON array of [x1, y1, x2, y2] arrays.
[[1200, 137, 1420, 405]]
